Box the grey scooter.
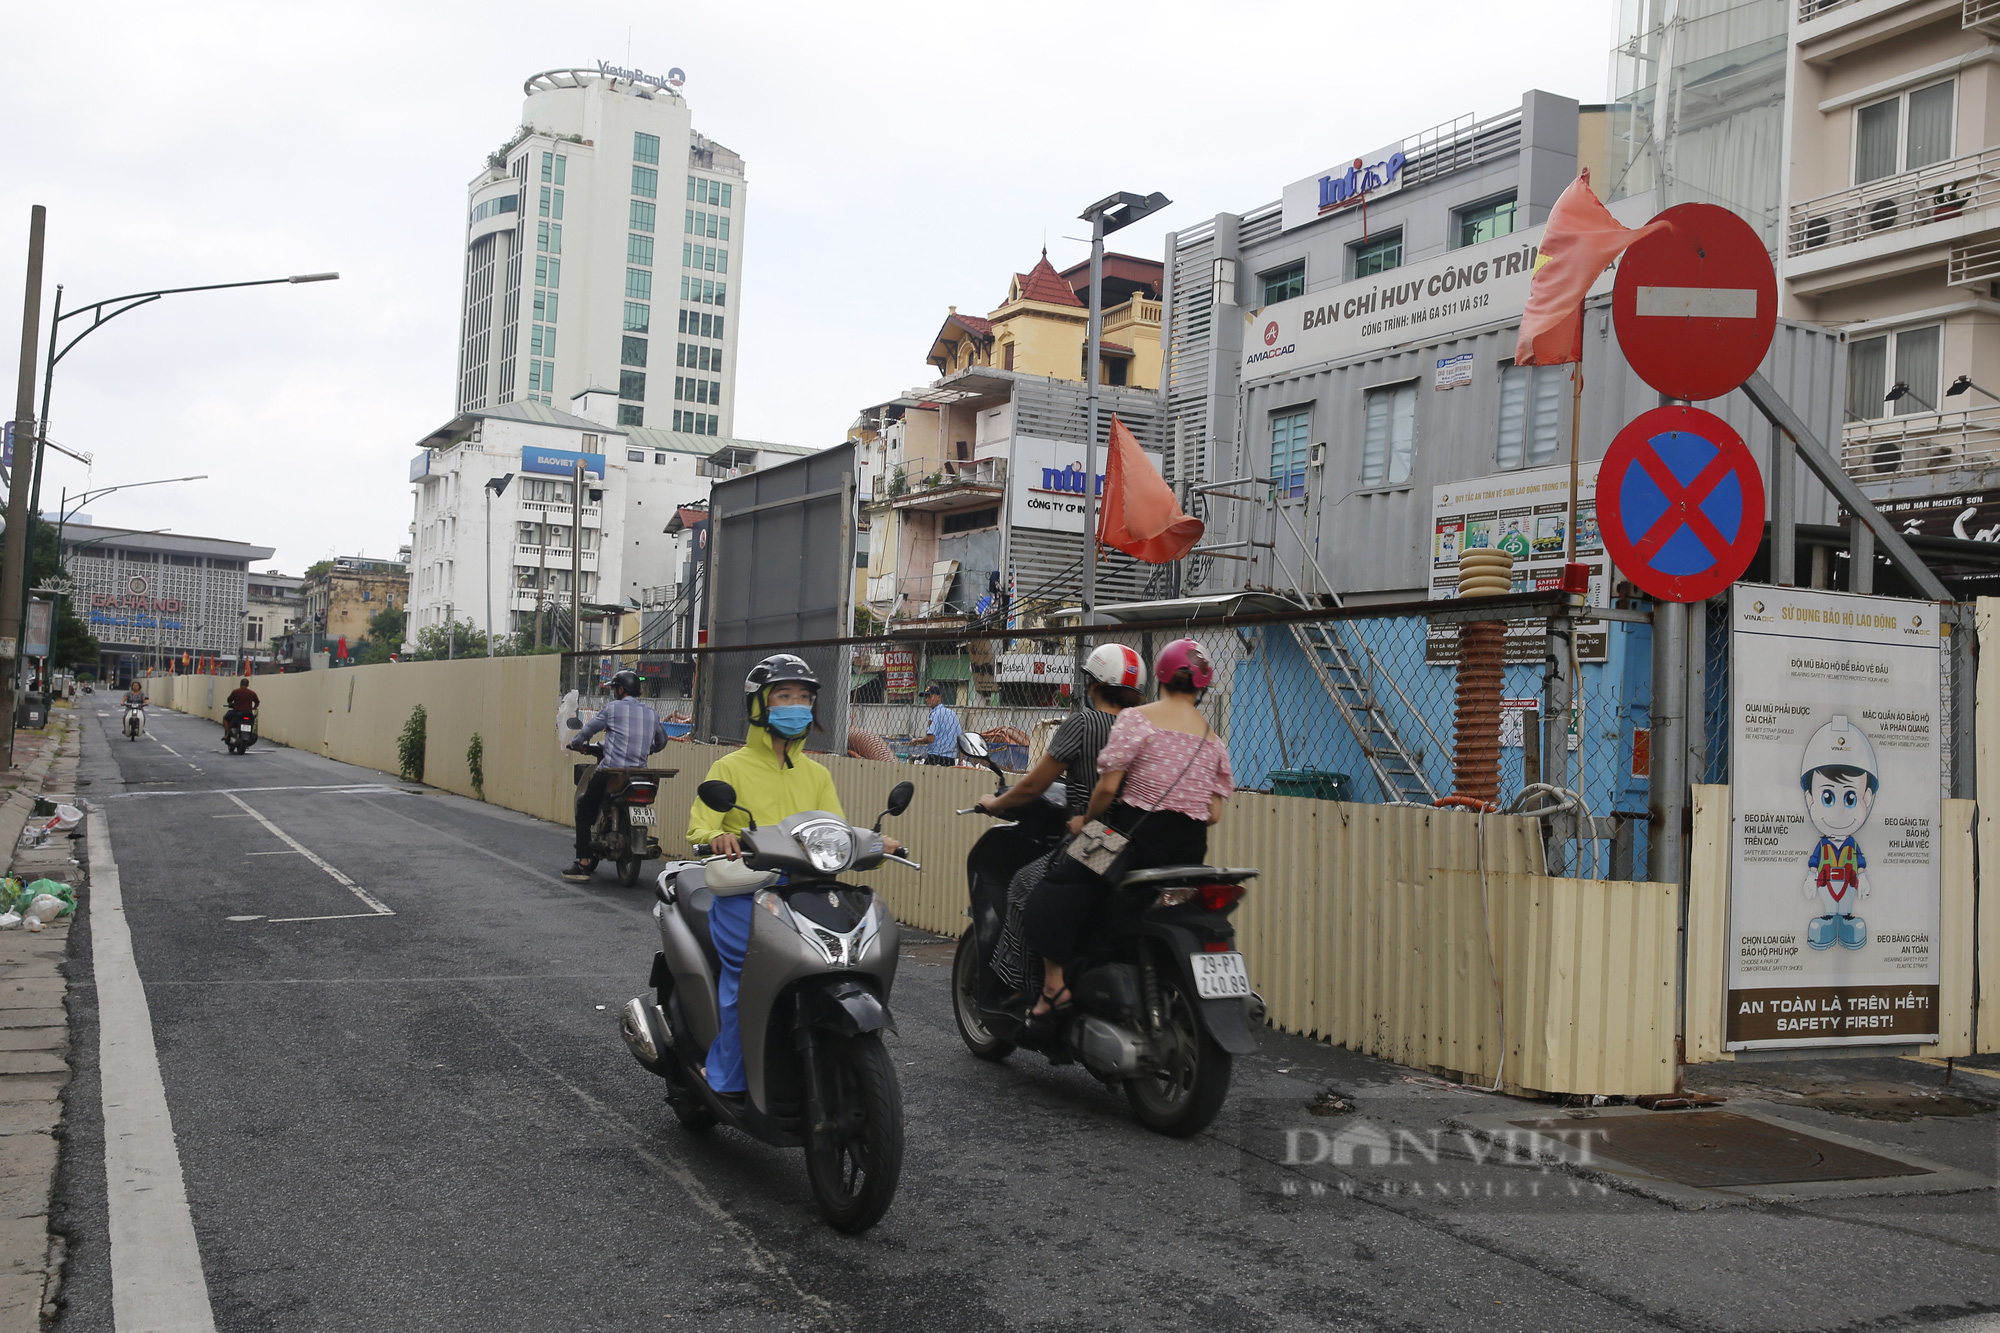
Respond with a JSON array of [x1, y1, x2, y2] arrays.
[[620, 778, 919, 1232]]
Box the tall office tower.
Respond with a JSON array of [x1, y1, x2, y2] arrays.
[[455, 65, 746, 436]]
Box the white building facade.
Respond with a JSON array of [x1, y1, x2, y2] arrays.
[[456, 64, 746, 438], [405, 393, 811, 649]]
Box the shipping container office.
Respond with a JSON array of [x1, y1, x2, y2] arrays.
[[1161, 88, 1848, 834]]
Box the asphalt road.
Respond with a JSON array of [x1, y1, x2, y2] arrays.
[[46, 704, 2000, 1332]]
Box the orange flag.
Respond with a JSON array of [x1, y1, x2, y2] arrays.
[[1515, 170, 1666, 366], [1097, 414, 1203, 564]]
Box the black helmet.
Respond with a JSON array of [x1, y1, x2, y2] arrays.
[[611, 669, 642, 696], [744, 653, 818, 698]]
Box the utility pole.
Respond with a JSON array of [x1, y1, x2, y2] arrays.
[[2, 206, 48, 770], [571, 459, 584, 655]]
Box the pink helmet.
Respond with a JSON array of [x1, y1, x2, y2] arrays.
[[1082, 643, 1145, 691], [1155, 638, 1213, 691]]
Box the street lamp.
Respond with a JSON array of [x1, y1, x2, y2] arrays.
[[1, 268, 336, 750], [1946, 374, 2000, 405], [484, 472, 514, 655], [1884, 380, 1935, 413], [1073, 189, 1169, 697]]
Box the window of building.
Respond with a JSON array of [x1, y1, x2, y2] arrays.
[[630, 200, 655, 233], [1261, 261, 1305, 306], [553, 155, 565, 185], [634, 131, 660, 165], [1848, 324, 1943, 420], [1361, 382, 1417, 486], [1003, 342, 1015, 370], [541, 151, 553, 182], [633, 165, 659, 198], [548, 223, 561, 254], [544, 258, 560, 288], [1269, 410, 1311, 498], [623, 302, 649, 333], [1496, 362, 1566, 469], [627, 448, 646, 462], [720, 183, 732, 208], [687, 175, 698, 201], [626, 268, 652, 300], [654, 453, 667, 465], [619, 405, 643, 426], [622, 335, 648, 368], [941, 507, 1001, 534], [621, 370, 647, 401], [1352, 230, 1402, 278], [537, 221, 549, 252], [628, 235, 654, 266], [1856, 80, 1956, 184], [1456, 195, 1518, 248], [550, 189, 563, 220]]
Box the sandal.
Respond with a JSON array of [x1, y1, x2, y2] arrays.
[[1028, 985, 1074, 1020]]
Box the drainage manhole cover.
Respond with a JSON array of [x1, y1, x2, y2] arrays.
[[1510, 1111, 1932, 1187]]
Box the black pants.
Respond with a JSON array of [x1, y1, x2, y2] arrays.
[[1022, 803, 1209, 970], [575, 769, 613, 858]]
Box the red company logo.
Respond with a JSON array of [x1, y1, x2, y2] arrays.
[[1264, 322, 1279, 347]]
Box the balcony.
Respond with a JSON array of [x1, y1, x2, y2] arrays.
[[1787, 146, 2000, 267], [888, 458, 1007, 513], [1841, 402, 2000, 483], [519, 499, 602, 526], [514, 544, 598, 570]]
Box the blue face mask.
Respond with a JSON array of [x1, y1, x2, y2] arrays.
[[767, 704, 814, 737]]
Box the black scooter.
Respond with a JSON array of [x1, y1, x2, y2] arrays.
[[948, 733, 1260, 1137]]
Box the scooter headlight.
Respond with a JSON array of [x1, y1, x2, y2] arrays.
[[796, 820, 855, 874]]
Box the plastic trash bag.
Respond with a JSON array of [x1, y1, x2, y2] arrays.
[[24, 895, 64, 924], [16, 880, 73, 917], [0, 912, 22, 930]]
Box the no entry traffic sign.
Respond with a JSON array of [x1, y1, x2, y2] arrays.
[[1599, 404, 1766, 603], [1613, 203, 1776, 402]]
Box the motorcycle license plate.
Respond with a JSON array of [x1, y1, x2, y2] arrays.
[[1190, 951, 1250, 999], [239, 725, 253, 734], [627, 807, 657, 826]]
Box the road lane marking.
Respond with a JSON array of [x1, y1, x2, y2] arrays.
[[85, 804, 220, 1333], [113, 784, 407, 801], [224, 793, 394, 917], [264, 912, 397, 923], [244, 850, 303, 856], [155, 742, 181, 757]]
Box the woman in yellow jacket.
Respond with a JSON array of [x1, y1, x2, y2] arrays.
[[687, 654, 895, 1100]]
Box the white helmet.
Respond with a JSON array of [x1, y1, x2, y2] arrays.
[[1799, 715, 1879, 791], [1082, 643, 1145, 692]]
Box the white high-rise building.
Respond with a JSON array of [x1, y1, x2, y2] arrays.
[[456, 64, 745, 437]]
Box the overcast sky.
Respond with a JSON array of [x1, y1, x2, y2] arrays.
[[1, 0, 1615, 574]]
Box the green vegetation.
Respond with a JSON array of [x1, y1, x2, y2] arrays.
[[410, 619, 487, 660], [466, 732, 484, 801], [397, 704, 426, 783], [357, 605, 406, 665]]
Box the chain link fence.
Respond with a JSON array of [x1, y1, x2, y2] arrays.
[[560, 594, 1658, 878]]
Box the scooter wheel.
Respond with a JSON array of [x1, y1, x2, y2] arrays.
[[803, 1031, 903, 1233], [616, 855, 642, 888], [951, 933, 1015, 1062], [669, 1095, 716, 1133]]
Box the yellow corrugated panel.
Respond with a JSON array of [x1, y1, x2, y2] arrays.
[[1979, 599, 2000, 1054], [1923, 798, 1976, 1058]]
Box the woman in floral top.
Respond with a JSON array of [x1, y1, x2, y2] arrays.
[[1021, 639, 1233, 1018]]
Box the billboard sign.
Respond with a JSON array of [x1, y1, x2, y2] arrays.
[[1243, 193, 1658, 385], [521, 446, 606, 479], [23, 601, 50, 658], [1726, 584, 1943, 1050], [1426, 460, 1609, 663], [1008, 435, 1164, 533], [1280, 143, 1408, 231]]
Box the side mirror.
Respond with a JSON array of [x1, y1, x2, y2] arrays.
[[697, 780, 737, 813], [565, 716, 583, 731], [958, 733, 990, 759], [885, 781, 914, 817]]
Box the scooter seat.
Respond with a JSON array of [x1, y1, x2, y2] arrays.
[[670, 871, 723, 976], [1115, 865, 1260, 891]]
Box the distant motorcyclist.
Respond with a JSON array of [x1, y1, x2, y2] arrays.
[[562, 670, 669, 881], [224, 677, 259, 734], [686, 654, 898, 1104], [122, 683, 145, 709]]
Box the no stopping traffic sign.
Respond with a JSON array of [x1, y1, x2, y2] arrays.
[[1599, 405, 1766, 603]]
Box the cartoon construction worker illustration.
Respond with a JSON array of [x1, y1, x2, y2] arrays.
[[1798, 715, 1877, 951]]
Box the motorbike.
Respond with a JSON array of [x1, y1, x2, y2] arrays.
[[621, 777, 918, 1233], [223, 707, 258, 755], [122, 703, 143, 741], [948, 732, 1260, 1138], [566, 719, 675, 887]]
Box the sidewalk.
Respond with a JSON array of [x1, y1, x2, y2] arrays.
[[0, 712, 80, 1330]]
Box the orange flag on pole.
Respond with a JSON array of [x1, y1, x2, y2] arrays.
[[1097, 414, 1204, 565], [1515, 170, 1666, 366]]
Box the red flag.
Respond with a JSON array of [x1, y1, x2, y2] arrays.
[[1096, 414, 1203, 564], [1515, 171, 1667, 366], [337, 635, 348, 660]]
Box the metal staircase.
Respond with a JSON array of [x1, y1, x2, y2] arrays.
[[1287, 619, 1444, 805]]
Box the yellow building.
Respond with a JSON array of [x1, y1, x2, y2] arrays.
[[924, 249, 1163, 390]]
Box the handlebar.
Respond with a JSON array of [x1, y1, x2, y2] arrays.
[[882, 852, 923, 871]]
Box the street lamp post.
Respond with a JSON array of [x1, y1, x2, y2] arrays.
[[1, 265, 335, 753], [484, 473, 514, 656], [1073, 191, 1169, 697]]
